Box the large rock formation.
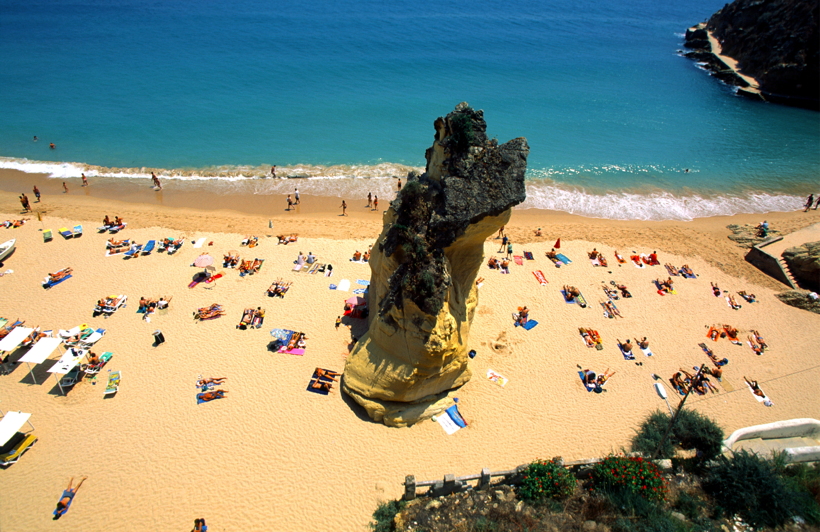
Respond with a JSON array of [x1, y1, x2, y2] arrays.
[[782, 240, 820, 291], [684, 0, 819, 110], [342, 103, 528, 427]]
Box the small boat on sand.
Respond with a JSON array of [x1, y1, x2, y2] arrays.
[[0, 239, 16, 262]]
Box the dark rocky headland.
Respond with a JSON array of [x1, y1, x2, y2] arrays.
[[683, 0, 819, 110]]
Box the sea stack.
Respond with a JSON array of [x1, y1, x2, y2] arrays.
[[341, 103, 528, 427], [683, 0, 819, 110]]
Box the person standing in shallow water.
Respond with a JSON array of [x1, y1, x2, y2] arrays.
[[340, 200, 347, 216], [271, 166, 276, 178], [81, 173, 88, 187], [806, 194, 815, 212], [63, 182, 69, 193], [373, 196, 378, 211], [367, 192, 372, 208], [33, 185, 41, 202]]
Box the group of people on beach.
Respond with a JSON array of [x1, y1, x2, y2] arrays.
[[805, 194, 820, 212]]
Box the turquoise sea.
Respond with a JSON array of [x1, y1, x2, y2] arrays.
[[1, 0, 818, 220]]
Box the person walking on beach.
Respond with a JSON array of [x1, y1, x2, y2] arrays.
[[506, 240, 513, 259], [294, 188, 300, 205], [286, 195, 293, 211], [63, 182, 69, 194], [335, 316, 342, 330], [22, 193, 31, 211], [33, 185, 41, 202], [81, 173, 88, 187], [19, 196, 29, 212], [806, 194, 815, 212], [498, 233, 508, 253], [340, 200, 347, 216], [271, 166, 277, 178], [151, 172, 162, 190], [367, 192, 372, 208], [397, 178, 402, 191], [373, 196, 378, 211]]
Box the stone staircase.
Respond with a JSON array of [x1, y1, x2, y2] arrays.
[[778, 257, 800, 289]]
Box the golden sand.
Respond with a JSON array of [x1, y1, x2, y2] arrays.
[[1, 171, 819, 531]]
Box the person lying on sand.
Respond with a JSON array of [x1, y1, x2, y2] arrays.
[[723, 325, 741, 344], [277, 234, 298, 245], [546, 249, 559, 261], [250, 258, 263, 273], [670, 371, 688, 393], [738, 291, 756, 303], [727, 294, 742, 310], [199, 390, 227, 401], [744, 377, 765, 397], [198, 377, 227, 386], [665, 263, 679, 276], [563, 285, 580, 301], [604, 300, 621, 317], [48, 268, 73, 282], [701, 364, 723, 380], [748, 336, 764, 355], [616, 283, 632, 298], [596, 368, 615, 385], [581, 369, 597, 386], [500, 259, 510, 271], [681, 264, 695, 276], [310, 380, 334, 392], [659, 277, 674, 291], [711, 282, 721, 297], [752, 330, 767, 350], [316, 368, 341, 381], [534, 228, 542, 237], [54, 476, 88, 518]]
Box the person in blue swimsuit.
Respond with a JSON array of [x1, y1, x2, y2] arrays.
[[54, 476, 87, 519]]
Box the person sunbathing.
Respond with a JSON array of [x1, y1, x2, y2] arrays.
[[752, 330, 767, 350], [310, 379, 333, 392], [223, 253, 239, 267], [352, 250, 362, 261], [103, 215, 111, 226], [618, 338, 633, 354], [580, 329, 595, 348], [563, 285, 580, 301], [199, 389, 227, 401], [238, 259, 252, 272], [723, 325, 741, 343], [48, 268, 73, 282], [701, 364, 723, 380], [534, 228, 542, 237], [661, 277, 674, 291], [475, 277, 485, 286], [681, 264, 695, 276], [636, 337, 649, 349], [277, 234, 298, 245], [599, 255, 608, 267], [581, 369, 597, 386], [500, 259, 510, 271], [670, 371, 688, 393], [54, 476, 88, 518], [487, 257, 498, 269], [316, 368, 341, 381], [242, 236, 258, 248], [630, 254, 641, 264], [648, 251, 659, 265], [107, 237, 128, 247], [546, 249, 559, 260], [86, 352, 100, 366], [114, 216, 123, 225], [516, 306, 529, 325], [198, 377, 227, 386], [614, 250, 625, 263], [744, 377, 766, 398], [665, 263, 679, 276], [748, 336, 764, 355], [596, 368, 615, 385], [307, 252, 316, 264], [615, 283, 632, 298], [711, 282, 721, 297], [604, 301, 621, 317], [250, 258, 263, 273], [738, 291, 757, 303], [727, 294, 741, 310]]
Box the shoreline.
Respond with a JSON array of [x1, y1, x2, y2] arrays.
[[1, 177, 820, 530]]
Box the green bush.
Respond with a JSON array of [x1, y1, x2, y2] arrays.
[[518, 459, 577, 502], [370, 500, 404, 532], [591, 455, 667, 502], [449, 111, 476, 152], [703, 450, 798, 529], [780, 461, 820, 525], [631, 409, 724, 462]]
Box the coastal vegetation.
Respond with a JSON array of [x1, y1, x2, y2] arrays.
[[372, 411, 820, 531]]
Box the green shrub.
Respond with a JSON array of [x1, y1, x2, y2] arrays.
[[370, 500, 404, 532], [518, 459, 577, 502], [449, 112, 476, 152], [780, 461, 820, 525], [591, 455, 667, 502], [631, 409, 724, 462], [703, 450, 798, 529]]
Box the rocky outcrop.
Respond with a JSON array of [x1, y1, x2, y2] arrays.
[[684, 0, 819, 110], [776, 289, 820, 314], [726, 223, 780, 248], [341, 103, 528, 427], [782, 241, 820, 291]]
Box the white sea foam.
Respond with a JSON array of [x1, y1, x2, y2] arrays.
[[0, 156, 805, 221]]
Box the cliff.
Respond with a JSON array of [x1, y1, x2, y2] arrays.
[[684, 0, 819, 110], [341, 103, 529, 427]]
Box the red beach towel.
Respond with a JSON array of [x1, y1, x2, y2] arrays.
[[532, 270, 548, 286], [513, 255, 524, 266]]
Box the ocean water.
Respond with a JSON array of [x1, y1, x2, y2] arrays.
[[1, 0, 818, 220]]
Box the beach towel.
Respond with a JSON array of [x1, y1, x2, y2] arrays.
[[336, 279, 351, 292], [513, 255, 524, 266], [559, 290, 576, 304], [514, 319, 538, 330], [43, 275, 72, 289], [280, 348, 305, 356], [590, 257, 601, 267], [532, 270, 548, 286], [192, 237, 206, 248], [352, 288, 366, 295], [745, 381, 773, 406], [437, 404, 467, 435], [578, 371, 599, 393], [306, 368, 338, 395], [618, 343, 636, 360], [329, 284, 337, 290], [639, 346, 654, 357], [524, 251, 534, 260], [614, 253, 626, 264], [556, 253, 572, 264], [486, 369, 508, 387], [356, 279, 370, 286], [53, 490, 76, 517], [680, 269, 696, 279], [324, 265, 333, 277], [575, 292, 588, 308], [665, 264, 679, 277]]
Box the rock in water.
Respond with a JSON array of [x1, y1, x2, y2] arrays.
[[342, 103, 528, 426]]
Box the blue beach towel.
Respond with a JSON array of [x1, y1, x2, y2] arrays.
[[560, 290, 576, 304], [515, 319, 538, 330], [556, 253, 572, 264], [53, 490, 75, 517], [328, 284, 337, 290], [43, 274, 72, 289], [618, 342, 636, 360], [356, 279, 370, 286], [197, 392, 225, 404], [352, 288, 366, 294], [578, 371, 602, 393]]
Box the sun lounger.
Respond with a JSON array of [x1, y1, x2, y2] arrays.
[[0, 430, 37, 467], [84, 352, 112, 375], [167, 238, 185, 254], [59, 366, 82, 388], [43, 229, 53, 242], [97, 224, 113, 232], [104, 370, 121, 395], [141, 240, 156, 255], [59, 227, 73, 239], [123, 244, 143, 258], [72, 225, 83, 237], [108, 223, 126, 233], [80, 329, 106, 348]]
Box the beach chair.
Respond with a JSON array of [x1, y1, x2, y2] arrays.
[[0, 432, 38, 467], [72, 225, 83, 237], [123, 244, 142, 258], [97, 224, 112, 233], [109, 223, 126, 234], [168, 238, 184, 254], [60, 366, 82, 388], [105, 370, 121, 395], [141, 240, 156, 255], [84, 352, 113, 376], [79, 329, 106, 348], [59, 227, 73, 239], [43, 229, 53, 242]]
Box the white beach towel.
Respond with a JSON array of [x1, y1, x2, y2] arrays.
[[486, 369, 508, 387], [746, 381, 773, 406], [640, 346, 654, 357], [193, 238, 206, 248], [336, 279, 351, 292]]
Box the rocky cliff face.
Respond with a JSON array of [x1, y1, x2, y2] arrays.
[[684, 0, 819, 110], [341, 103, 528, 427], [782, 240, 820, 291]]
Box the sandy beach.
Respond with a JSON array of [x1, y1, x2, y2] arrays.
[[1, 170, 819, 531]]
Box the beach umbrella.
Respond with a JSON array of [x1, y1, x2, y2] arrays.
[[345, 295, 366, 307], [194, 253, 214, 268], [554, 238, 561, 249]]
